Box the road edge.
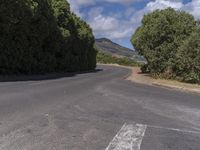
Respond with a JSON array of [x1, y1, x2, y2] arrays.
[[99, 64, 200, 95]]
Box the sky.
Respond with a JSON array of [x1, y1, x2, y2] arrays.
[[68, 0, 200, 49]]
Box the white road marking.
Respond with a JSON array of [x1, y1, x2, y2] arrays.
[[105, 123, 200, 150], [105, 123, 147, 150], [146, 124, 200, 134]]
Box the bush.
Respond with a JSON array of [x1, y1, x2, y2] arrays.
[[97, 52, 139, 67], [51, 0, 96, 71], [140, 64, 150, 73], [0, 0, 96, 75], [175, 29, 200, 83], [0, 0, 59, 74], [131, 8, 200, 84], [131, 8, 196, 74]]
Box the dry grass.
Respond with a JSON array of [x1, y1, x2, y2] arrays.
[[100, 64, 200, 94], [127, 67, 200, 94]]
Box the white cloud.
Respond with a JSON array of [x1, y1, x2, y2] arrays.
[[130, 0, 198, 33], [68, 0, 200, 42], [88, 7, 132, 39], [88, 7, 119, 32], [68, 0, 146, 13], [183, 0, 200, 19], [146, 0, 183, 11], [69, 0, 95, 6], [100, 0, 144, 5], [68, 0, 95, 17]]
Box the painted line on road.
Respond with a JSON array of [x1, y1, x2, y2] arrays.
[[105, 122, 200, 150], [105, 123, 147, 150], [146, 124, 200, 135]]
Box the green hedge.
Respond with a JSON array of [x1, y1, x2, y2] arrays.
[[0, 0, 96, 75]]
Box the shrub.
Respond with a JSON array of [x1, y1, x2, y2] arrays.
[[175, 29, 200, 83], [140, 64, 150, 73], [131, 8, 200, 83], [97, 52, 139, 67], [131, 8, 196, 74], [51, 0, 96, 71], [0, 0, 96, 75]]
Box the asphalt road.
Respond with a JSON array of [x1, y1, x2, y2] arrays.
[[0, 65, 200, 150]]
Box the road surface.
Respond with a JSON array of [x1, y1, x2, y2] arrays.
[[0, 65, 200, 150]]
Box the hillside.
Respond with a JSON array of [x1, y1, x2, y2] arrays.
[[95, 38, 145, 63]]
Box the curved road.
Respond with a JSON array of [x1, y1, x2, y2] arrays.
[[0, 65, 200, 150]]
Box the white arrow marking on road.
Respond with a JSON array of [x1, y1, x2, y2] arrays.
[[105, 123, 147, 150]]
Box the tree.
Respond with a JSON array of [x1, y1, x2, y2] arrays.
[[0, 0, 96, 75], [175, 28, 200, 83], [0, 0, 60, 74], [131, 8, 196, 74], [50, 0, 96, 71]]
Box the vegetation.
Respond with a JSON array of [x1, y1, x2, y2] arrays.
[[131, 8, 200, 83], [97, 51, 139, 67], [0, 0, 96, 75], [175, 28, 200, 83]]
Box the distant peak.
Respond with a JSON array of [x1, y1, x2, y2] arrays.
[[95, 38, 146, 62]]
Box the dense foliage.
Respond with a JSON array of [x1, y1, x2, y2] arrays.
[[131, 8, 200, 83], [175, 28, 200, 83], [0, 0, 96, 75], [97, 52, 139, 67], [51, 0, 96, 71]]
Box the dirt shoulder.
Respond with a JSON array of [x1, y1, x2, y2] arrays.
[[127, 67, 200, 94], [100, 64, 200, 94]]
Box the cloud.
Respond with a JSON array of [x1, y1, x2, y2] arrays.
[[68, 0, 95, 17], [88, 7, 132, 39], [69, 0, 95, 6], [146, 0, 183, 10], [100, 0, 146, 5], [130, 0, 185, 32], [68, 0, 200, 48], [183, 0, 200, 19], [68, 0, 147, 13], [88, 7, 119, 32]]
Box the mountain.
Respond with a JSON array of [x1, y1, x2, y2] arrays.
[[95, 38, 145, 63]]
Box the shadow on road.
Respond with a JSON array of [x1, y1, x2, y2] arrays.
[[0, 69, 103, 82]]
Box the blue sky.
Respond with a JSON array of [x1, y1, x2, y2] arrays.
[[68, 0, 200, 49]]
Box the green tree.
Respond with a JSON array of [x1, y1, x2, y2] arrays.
[[50, 0, 96, 71], [175, 28, 200, 83], [131, 8, 196, 74], [0, 0, 61, 74], [0, 0, 96, 75]]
